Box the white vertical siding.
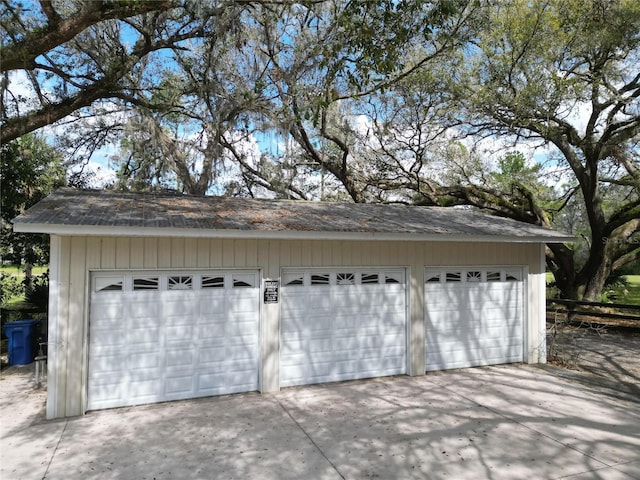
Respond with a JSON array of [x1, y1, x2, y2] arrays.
[[209, 238, 223, 266], [66, 237, 87, 415], [115, 238, 130, 269], [56, 236, 72, 418], [528, 244, 548, 363], [130, 238, 144, 269], [46, 235, 61, 419], [100, 238, 116, 269], [262, 240, 281, 392], [184, 238, 198, 267], [143, 238, 158, 268], [407, 244, 425, 376], [158, 238, 171, 268], [49, 236, 546, 419], [196, 238, 209, 267]]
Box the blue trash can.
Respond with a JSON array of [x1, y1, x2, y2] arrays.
[[4, 319, 39, 365]]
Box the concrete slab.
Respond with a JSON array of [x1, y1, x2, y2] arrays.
[[277, 375, 621, 479], [1, 363, 639, 480], [426, 366, 640, 468], [43, 394, 341, 480], [0, 363, 67, 480]]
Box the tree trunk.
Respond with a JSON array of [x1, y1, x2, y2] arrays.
[[24, 262, 33, 294]]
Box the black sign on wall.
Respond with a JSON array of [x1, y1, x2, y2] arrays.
[[264, 279, 279, 303]]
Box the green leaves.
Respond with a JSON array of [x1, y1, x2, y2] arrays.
[[1, 135, 65, 265]]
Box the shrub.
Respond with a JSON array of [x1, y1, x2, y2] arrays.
[[0, 273, 24, 305], [25, 272, 49, 312]]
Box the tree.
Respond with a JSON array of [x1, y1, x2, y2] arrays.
[[0, 0, 178, 143], [112, 14, 271, 196], [450, 0, 640, 300], [0, 0, 283, 146], [248, 0, 478, 202], [0, 135, 66, 281], [270, 0, 637, 300], [113, 0, 477, 200]]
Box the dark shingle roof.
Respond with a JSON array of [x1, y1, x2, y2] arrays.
[[12, 188, 573, 242]]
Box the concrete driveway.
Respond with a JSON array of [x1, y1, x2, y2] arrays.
[[1, 363, 639, 480]]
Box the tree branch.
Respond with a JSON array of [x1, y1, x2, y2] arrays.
[[1, 0, 176, 73]]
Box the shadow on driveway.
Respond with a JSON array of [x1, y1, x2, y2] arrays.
[[2, 363, 639, 480]]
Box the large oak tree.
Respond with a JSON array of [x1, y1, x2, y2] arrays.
[[352, 0, 639, 300], [446, 0, 640, 300], [3, 0, 638, 301]]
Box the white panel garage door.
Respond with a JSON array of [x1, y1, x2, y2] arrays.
[[88, 271, 260, 410], [425, 268, 524, 371], [280, 269, 407, 388]]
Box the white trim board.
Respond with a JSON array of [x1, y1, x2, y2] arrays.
[[13, 223, 576, 244]]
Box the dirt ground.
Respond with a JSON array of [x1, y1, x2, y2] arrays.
[[547, 322, 640, 404]]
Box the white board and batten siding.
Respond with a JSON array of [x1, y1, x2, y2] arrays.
[[280, 268, 407, 387], [47, 236, 546, 419], [424, 267, 525, 371]]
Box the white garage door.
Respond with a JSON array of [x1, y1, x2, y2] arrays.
[[425, 267, 524, 371], [88, 270, 260, 411], [280, 268, 407, 388]]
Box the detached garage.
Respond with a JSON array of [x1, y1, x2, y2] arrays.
[[12, 188, 573, 419]]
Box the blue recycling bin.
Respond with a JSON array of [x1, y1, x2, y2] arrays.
[[4, 319, 39, 365]]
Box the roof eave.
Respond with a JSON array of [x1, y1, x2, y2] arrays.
[[12, 222, 578, 244]]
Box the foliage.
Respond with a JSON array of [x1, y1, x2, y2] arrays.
[[0, 273, 23, 306], [25, 272, 49, 312], [622, 275, 640, 305], [0, 0, 176, 144], [2, 0, 639, 302], [1, 135, 66, 265], [454, 0, 640, 300]]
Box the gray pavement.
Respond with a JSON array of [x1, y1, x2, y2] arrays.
[[1, 363, 639, 480]]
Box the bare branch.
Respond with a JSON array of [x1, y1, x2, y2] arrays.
[[1, 0, 176, 72]]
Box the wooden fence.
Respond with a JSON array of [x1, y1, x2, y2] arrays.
[[546, 298, 640, 327]]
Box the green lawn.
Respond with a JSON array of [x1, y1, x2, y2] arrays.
[[1, 264, 48, 309], [623, 275, 640, 305], [546, 273, 640, 305], [0, 264, 48, 277]]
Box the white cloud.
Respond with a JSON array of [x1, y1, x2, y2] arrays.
[[68, 161, 117, 189]]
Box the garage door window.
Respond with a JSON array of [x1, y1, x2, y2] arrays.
[[93, 271, 259, 292], [233, 273, 256, 288], [506, 269, 522, 281], [337, 273, 355, 285], [94, 277, 124, 292], [361, 273, 379, 284], [385, 272, 403, 284], [446, 272, 462, 282], [168, 275, 193, 290], [202, 275, 225, 289], [133, 276, 160, 290], [311, 273, 331, 285], [427, 268, 523, 284], [284, 270, 405, 287], [283, 273, 304, 286], [467, 271, 482, 282], [426, 272, 440, 283], [487, 271, 502, 282]]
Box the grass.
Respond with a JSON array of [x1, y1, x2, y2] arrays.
[[546, 273, 640, 306], [0, 264, 48, 277], [1, 264, 48, 309], [621, 275, 640, 305]]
